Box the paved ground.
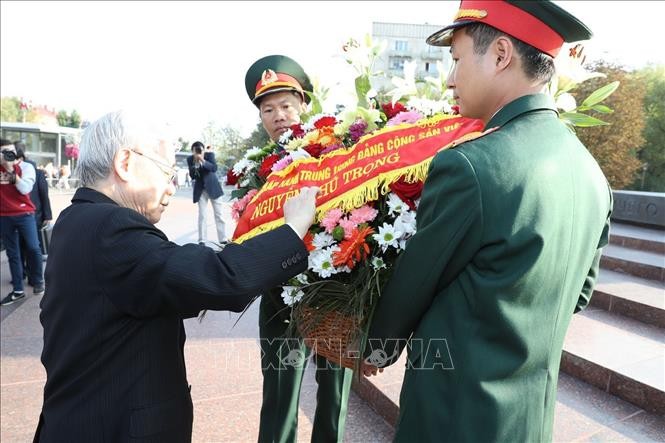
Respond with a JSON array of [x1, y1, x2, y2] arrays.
[[1, 187, 393, 442]]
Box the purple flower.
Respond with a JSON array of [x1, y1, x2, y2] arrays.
[[349, 120, 368, 143], [321, 143, 345, 156]]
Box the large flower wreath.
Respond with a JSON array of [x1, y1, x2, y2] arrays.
[[228, 37, 617, 369]]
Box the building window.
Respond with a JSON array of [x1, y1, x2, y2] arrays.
[[394, 40, 408, 52], [389, 56, 407, 72]]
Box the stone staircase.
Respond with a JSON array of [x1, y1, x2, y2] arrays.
[[352, 220, 665, 439], [561, 221, 665, 416]]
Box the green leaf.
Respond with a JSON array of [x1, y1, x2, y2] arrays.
[[581, 81, 620, 107], [560, 112, 610, 127], [231, 188, 249, 199], [355, 75, 371, 108], [591, 104, 613, 114]]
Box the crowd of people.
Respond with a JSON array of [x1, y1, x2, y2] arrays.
[[0, 1, 615, 442]]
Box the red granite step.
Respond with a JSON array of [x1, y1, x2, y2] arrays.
[[610, 222, 665, 254], [591, 269, 665, 328], [601, 244, 665, 282], [561, 308, 665, 415], [353, 352, 665, 441]]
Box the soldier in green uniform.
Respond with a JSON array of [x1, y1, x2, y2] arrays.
[[363, 1, 612, 442], [245, 55, 353, 443]]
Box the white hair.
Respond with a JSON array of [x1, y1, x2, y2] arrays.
[[76, 110, 170, 187]]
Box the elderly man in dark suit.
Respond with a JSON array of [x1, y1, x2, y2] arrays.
[[363, 1, 612, 442], [34, 109, 319, 442], [187, 141, 226, 246]]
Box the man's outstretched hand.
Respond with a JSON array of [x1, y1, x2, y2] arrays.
[[284, 187, 320, 239]]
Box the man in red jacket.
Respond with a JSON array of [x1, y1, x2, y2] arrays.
[[0, 139, 44, 305]]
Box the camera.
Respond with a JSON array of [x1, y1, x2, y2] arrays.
[[1, 150, 17, 161]]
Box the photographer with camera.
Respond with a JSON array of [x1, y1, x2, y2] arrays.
[[187, 141, 226, 246], [0, 139, 45, 306]]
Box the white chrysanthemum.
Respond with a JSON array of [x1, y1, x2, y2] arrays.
[[289, 148, 312, 162], [295, 273, 309, 285], [232, 158, 255, 176], [371, 257, 386, 270], [279, 129, 294, 144], [285, 137, 307, 152], [373, 223, 403, 251], [386, 193, 407, 216], [312, 232, 335, 249], [280, 286, 304, 306], [407, 97, 451, 116], [398, 238, 408, 250], [394, 210, 417, 236], [309, 246, 339, 278], [243, 146, 263, 159]]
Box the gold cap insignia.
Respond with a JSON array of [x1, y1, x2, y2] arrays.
[[261, 69, 278, 86], [454, 9, 488, 21]]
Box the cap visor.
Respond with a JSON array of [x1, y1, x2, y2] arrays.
[[426, 21, 475, 46], [252, 86, 307, 105]]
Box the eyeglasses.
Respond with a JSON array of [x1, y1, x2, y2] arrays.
[[130, 149, 177, 184]]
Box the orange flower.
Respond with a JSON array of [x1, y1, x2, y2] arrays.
[[308, 126, 339, 147], [303, 231, 316, 252], [333, 226, 374, 269]]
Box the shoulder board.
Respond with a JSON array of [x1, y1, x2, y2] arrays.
[[449, 125, 500, 149]]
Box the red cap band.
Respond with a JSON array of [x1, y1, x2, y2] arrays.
[[255, 71, 304, 99], [456, 0, 564, 57]]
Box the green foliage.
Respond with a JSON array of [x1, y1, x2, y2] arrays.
[[1, 97, 21, 121], [56, 109, 82, 128], [575, 62, 646, 189], [243, 121, 271, 150], [632, 65, 665, 191]]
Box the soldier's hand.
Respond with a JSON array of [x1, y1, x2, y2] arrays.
[[361, 361, 383, 377], [284, 187, 319, 239]]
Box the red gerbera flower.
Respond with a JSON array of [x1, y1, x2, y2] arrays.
[[290, 123, 306, 138], [226, 169, 241, 186], [389, 178, 423, 211], [313, 116, 337, 129], [332, 226, 374, 270], [381, 102, 407, 120], [303, 143, 324, 158], [258, 154, 280, 178]]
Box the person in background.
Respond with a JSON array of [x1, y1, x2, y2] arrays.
[[0, 139, 44, 306], [363, 1, 612, 442], [15, 143, 53, 282], [187, 141, 226, 245], [245, 54, 353, 443], [34, 110, 318, 442]]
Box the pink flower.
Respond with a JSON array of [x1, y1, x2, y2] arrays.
[[386, 110, 423, 127], [338, 217, 358, 239], [231, 189, 258, 221], [349, 205, 378, 224], [271, 156, 293, 172], [321, 208, 344, 233]]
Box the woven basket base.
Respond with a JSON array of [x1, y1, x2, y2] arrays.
[[295, 306, 361, 370]]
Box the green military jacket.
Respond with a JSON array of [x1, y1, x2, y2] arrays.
[[366, 94, 612, 442]]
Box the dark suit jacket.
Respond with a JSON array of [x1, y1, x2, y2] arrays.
[[35, 187, 307, 442], [23, 159, 52, 224], [32, 167, 52, 224], [187, 151, 223, 203]]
